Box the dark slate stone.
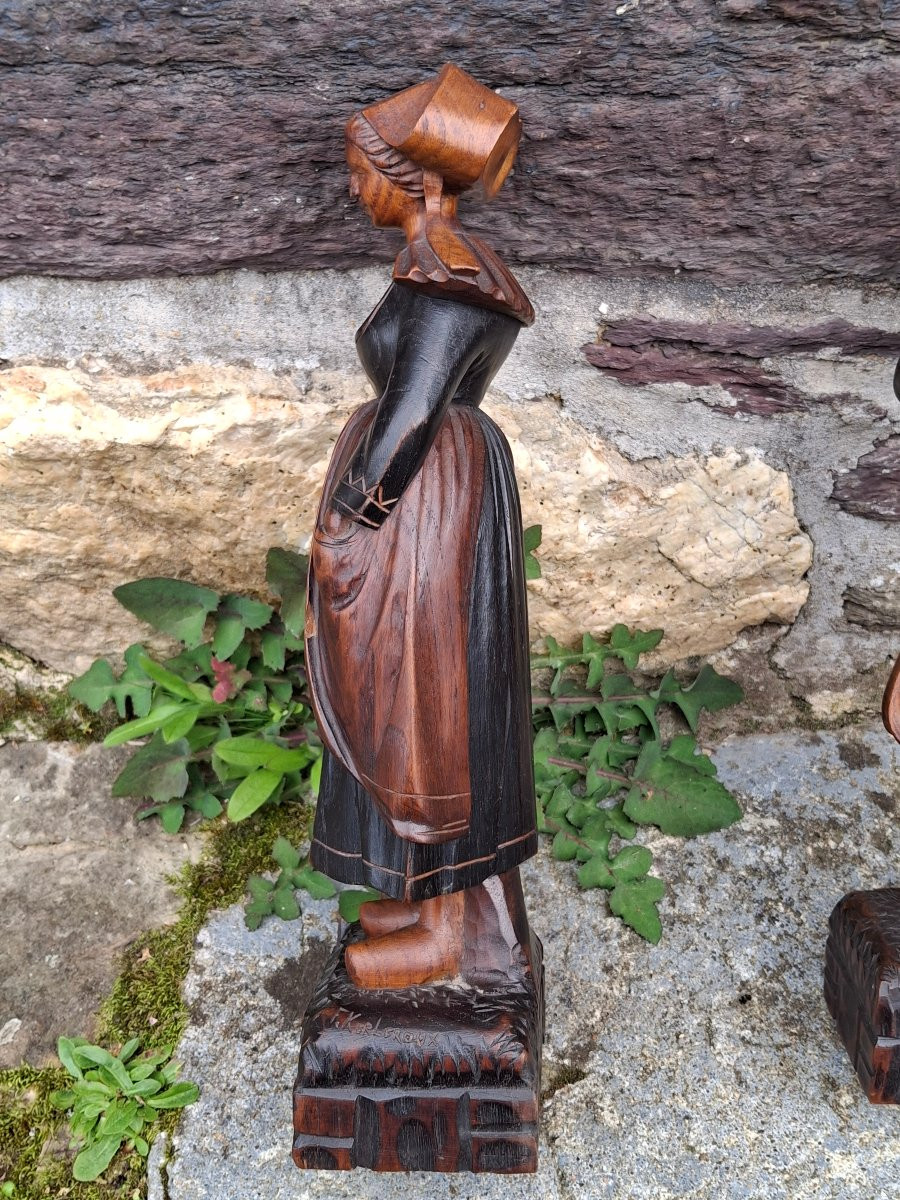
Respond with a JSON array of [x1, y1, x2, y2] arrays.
[[1, 1, 899, 283], [844, 584, 900, 630], [583, 317, 900, 417], [832, 437, 900, 522]]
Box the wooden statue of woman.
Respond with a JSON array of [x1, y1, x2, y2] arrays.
[[306, 65, 537, 991], [295, 65, 543, 1175]]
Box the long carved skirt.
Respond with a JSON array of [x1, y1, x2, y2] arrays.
[[305, 401, 537, 903]]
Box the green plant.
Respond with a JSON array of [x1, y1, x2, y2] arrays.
[[70, 532, 744, 945], [531, 628, 743, 941], [243, 837, 379, 929], [50, 1038, 198, 1183], [68, 549, 321, 833], [523, 524, 542, 580]]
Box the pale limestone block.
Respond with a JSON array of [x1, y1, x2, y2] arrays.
[[0, 365, 811, 674]]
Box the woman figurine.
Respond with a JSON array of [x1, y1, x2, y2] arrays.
[[305, 65, 538, 992]]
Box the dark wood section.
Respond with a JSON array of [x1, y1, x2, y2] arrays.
[[2, 2, 899, 283], [824, 888, 900, 1105], [831, 436, 900, 522], [583, 318, 900, 417], [293, 924, 544, 1172]]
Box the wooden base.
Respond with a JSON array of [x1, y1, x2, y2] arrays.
[[293, 923, 544, 1173], [824, 887, 900, 1104]]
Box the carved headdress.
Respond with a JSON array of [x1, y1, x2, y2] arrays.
[[346, 64, 533, 324]]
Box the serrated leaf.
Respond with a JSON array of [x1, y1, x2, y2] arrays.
[[532, 727, 560, 772], [211, 615, 244, 660], [610, 845, 653, 881], [601, 674, 660, 737], [581, 812, 615, 848], [605, 805, 638, 838], [272, 889, 301, 920], [189, 791, 223, 818], [272, 837, 301, 871], [585, 765, 615, 800], [625, 742, 742, 836], [551, 828, 579, 861], [213, 595, 274, 660], [67, 659, 119, 713], [609, 877, 665, 943], [226, 768, 282, 822], [293, 867, 337, 900], [261, 631, 286, 672], [565, 799, 595, 828], [111, 734, 191, 804], [607, 625, 664, 670], [523, 524, 542, 554], [656, 664, 745, 731], [73, 1135, 123, 1182], [266, 547, 308, 637], [159, 802, 186, 834], [666, 733, 717, 776], [247, 875, 274, 901], [113, 579, 219, 648], [549, 679, 599, 730], [577, 853, 616, 889], [163, 643, 213, 682], [545, 783, 578, 819], [338, 888, 381, 923]]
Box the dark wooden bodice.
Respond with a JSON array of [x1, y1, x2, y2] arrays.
[[331, 283, 522, 527]]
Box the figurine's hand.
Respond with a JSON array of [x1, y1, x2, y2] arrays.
[[331, 476, 397, 529]]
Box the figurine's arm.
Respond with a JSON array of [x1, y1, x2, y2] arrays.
[[330, 297, 485, 528]]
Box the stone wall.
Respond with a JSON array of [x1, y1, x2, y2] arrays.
[[2, 269, 897, 722], [1, 3, 898, 723], [1, 1, 898, 285]]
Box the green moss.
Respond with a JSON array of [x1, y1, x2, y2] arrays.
[[0, 686, 116, 743], [541, 1062, 588, 1100], [100, 802, 313, 1051], [0, 801, 314, 1198], [0, 1064, 146, 1199]]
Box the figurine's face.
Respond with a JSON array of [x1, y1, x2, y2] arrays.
[[346, 141, 415, 229]]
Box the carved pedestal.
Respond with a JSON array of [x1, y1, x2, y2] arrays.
[[293, 924, 544, 1173], [824, 887, 900, 1104]]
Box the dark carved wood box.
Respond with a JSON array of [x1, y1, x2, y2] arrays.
[[824, 887, 900, 1104], [293, 924, 544, 1173]]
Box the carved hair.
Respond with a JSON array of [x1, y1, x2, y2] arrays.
[[345, 114, 425, 199]]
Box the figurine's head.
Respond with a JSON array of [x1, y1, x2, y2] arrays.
[[345, 64, 522, 231], [345, 117, 424, 230]]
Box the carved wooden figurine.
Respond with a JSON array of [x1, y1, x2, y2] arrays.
[[293, 65, 544, 1173], [823, 654, 900, 1104]]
